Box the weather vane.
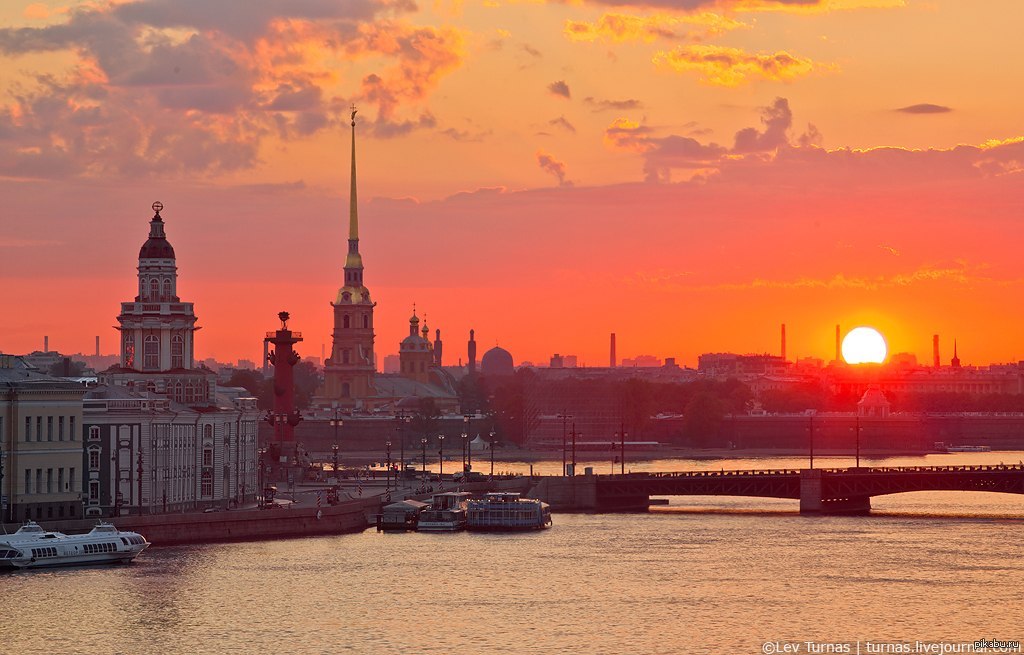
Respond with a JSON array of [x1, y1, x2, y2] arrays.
[[152, 201, 163, 216]]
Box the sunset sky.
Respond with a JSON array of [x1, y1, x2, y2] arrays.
[[2, 0, 1023, 369]]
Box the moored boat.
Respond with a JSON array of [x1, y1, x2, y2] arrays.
[[466, 492, 552, 531], [417, 492, 471, 532], [0, 521, 149, 570]]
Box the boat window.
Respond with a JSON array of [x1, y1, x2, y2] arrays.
[[121, 537, 128, 545]]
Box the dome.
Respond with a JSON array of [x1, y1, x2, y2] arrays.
[[139, 236, 175, 259], [139, 213, 175, 259], [481, 346, 514, 376]]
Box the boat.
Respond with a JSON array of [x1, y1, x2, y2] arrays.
[[466, 492, 552, 531], [946, 445, 992, 453], [417, 492, 471, 532], [0, 521, 149, 570], [376, 499, 428, 531]]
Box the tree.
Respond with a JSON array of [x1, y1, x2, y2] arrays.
[[292, 361, 323, 411], [49, 358, 86, 377], [620, 378, 653, 438], [410, 397, 440, 443], [683, 390, 726, 447]]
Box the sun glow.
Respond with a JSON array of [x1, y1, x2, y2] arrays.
[[842, 326, 887, 364]]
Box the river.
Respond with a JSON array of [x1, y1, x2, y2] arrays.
[[3, 453, 1023, 655]]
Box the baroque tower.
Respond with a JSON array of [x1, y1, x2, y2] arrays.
[[108, 202, 213, 405], [323, 107, 376, 405]]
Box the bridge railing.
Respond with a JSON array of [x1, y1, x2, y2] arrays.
[[593, 463, 1024, 481]]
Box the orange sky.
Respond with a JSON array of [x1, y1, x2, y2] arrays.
[[1, 0, 1023, 369]]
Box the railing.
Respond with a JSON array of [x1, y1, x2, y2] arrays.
[[595, 463, 1024, 480], [265, 331, 302, 338]]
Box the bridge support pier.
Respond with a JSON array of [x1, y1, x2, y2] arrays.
[[800, 469, 871, 515]]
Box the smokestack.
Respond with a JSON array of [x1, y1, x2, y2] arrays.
[[781, 324, 786, 361], [610, 333, 617, 368], [933, 335, 940, 368], [44, 335, 49, 353], [835, 325, 841, 363], [95, 336, 100, 357]]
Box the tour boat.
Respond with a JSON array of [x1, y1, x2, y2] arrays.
[[0, 521, 150, 570], [466, 493, 552, 531], [417, 492, 471, 532]]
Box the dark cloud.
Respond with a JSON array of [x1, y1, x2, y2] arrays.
[[548, 80, 571, 99], [549, 116, 577, 133], [733, 97, 792, 153], [537, 151, 573, 186], [896, 103, 953, 114], [584, 96, 643, 112]]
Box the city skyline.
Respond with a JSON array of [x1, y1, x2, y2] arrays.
[[2, 1, 1024, 368]]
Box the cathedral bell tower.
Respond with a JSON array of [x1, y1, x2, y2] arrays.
[[323, 107, 377, 407]]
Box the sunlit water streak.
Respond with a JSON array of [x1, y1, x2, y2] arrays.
[[2, 455, 1022, 655]]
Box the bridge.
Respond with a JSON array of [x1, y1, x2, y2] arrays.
[[527, 464, 1024, 514]]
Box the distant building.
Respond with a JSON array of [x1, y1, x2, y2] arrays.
[[481, 346, 514, 377], [237, 359, 257, 370], [621, 355, 663, 368], [383, 354, 401, 374]]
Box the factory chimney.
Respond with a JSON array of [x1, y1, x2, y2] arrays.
[[835, 325, 841, 363], [933, 335, 940, 368], [610, 333, 617, 368], [781, 324, 786, 361]]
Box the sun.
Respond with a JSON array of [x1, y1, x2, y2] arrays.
[[842, 327, 887, 364]]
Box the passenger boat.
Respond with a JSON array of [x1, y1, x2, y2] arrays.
[[0, 521, 149, 570], [417, 492, 471, 532], [466, 493, 552, 531]]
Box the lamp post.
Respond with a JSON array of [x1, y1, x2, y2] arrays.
[[258, 448, 265, 508], [420, 437, 428, 485], [385, 440, 392, 492], [558, 412, 572, 477], [621, 424, 627, 476], [571, 422, 578, 477], [463, 414, 473, 472], [438, 434, 445, 480], [852, 415, 861, 468], [330, 402, 343, 476], [489, 428, 497, 478], [331, 443, 339, 480], [807, 415, 815, 470]]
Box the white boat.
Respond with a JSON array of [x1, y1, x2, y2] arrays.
[[466, 492, 552, 531], [0, 521, 150, 570], [417, 492, 471, 532]]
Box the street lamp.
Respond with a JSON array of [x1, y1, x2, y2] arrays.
[[396, 412, 410, 488], [806, 414, 815, 470], [489, 428, 497, 478], [438, 434, 445, 480], [557, 412, 572, 476], [851, 415, 862, 468], [463, 414, 473, 472], [330, 402, 343, 475], [385, 440, 392, 491], [421, 437, 428, 485], [258, 447, 265, 508], [331, 443, 339, 480], [621, 429, 627, 476]]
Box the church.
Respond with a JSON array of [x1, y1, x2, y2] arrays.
[[316, 109, 460, 414]]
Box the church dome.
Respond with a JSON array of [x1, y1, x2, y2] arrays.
[[481, 346, 514, 376], [139, 206, 175, 259]]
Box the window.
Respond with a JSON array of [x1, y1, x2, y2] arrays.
[[342, 350, 350, 364], [69, 468, 76, 493], [59, 416, 65, 441], [89, 481, 100, 503], [58, 468, 64, 492], [144, 335, 160, 370], [149, 278, 159, 300], [89, 448, 100, 471], [342, 382, 350, 398], [70, 416, 76, 441], [363, 314, 369, 329], [89, 426, 100, 441], [36, 469, 41, 494], [36, 417, 42, 440], [47, 469, 53, 494], [203, 449, 213, 467], [171, 335, 184, 368], [343, 314, 351, 328], [124, 332, 135, 368], [24, 416, 31, 442], [201, 470, 213, 497], [47, 416, 53, 441], [162, 278, 171, 300], [25, 469, 31, 495]]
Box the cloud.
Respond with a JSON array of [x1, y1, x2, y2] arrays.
[[536, 150, 573, 186], [564, 12, 745, 44], [549, 115, 577, 133], [0, 1, 461, 176], [584, 96, 644, 112], [733, 97, 792, 152], [549, 0, 905, 13], [896, 103, 953, 114], [604, 117, 727, 181], [548, 80, 571, 98], [653, 45, 822, 86]]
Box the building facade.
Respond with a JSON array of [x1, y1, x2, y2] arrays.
[[1, 356, 87, 523]]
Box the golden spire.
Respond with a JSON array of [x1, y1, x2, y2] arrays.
[[349, 104, 358, 241]]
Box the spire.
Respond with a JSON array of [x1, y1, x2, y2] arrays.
[[349, 104, 359, 242], [343, 104, 364, 285]]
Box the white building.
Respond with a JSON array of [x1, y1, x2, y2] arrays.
[[84, 203, 259, 516]]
